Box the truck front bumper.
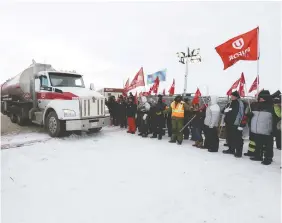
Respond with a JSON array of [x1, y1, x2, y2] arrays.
[[65, 116, 110, 131]]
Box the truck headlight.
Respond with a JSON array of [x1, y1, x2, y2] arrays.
[[63, 109, 76, 117]]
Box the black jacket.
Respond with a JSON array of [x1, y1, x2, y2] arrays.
[[118, 101, 127, 116], [126, 103, 137, 118], [224, 100, 239, 126]]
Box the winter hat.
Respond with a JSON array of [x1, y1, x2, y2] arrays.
[[174, 95, 182, 102], [184, 97, 190, 102], [231, 90, 240, 98], [258, 90, 271, 101]]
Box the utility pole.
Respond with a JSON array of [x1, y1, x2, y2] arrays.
[[177, 47, 201, 96]]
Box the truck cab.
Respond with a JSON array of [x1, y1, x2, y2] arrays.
[[1, 62, 109, 137]]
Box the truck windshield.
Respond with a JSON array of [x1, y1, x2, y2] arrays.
[[49, 72, 85, 88]]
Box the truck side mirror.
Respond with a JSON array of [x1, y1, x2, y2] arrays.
[[90, 83, 95, 90], [35, 78, 40, 92]]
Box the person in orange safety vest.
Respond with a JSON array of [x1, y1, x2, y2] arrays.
[[164, 95, 191, 145]]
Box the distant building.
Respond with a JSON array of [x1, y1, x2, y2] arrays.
[[97, 88, 124, 99]]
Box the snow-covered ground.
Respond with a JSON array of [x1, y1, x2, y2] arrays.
[[1, 127, 281, 223]]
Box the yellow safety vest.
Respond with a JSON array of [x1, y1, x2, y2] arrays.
[[171, 101, 184, 118]]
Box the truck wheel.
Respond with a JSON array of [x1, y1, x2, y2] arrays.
[[10, 114, 17, 123], [46, 111, 63, 137], [16, 115, 26, 126], [89, 127, 102, 133]]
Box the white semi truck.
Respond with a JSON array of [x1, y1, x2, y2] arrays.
[[1, 61, 109, 137]]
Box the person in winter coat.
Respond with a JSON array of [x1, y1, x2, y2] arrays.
[[106, 96, 118, 126], [138, 96, 151, 137], [118, 96, 127, 128], [126, 97, 137, 134], [244, 102, 257, 157], [183, 98, 193, 140], [192, 104, 206, 148], [164, 95, 190, 145], [165, 111, 172, 137], [151, 95, 167, 140], [248, 90, 276, 165], [221, 102, 231, 147], [222, 91, 246, 157], [203, 96, 221, 152], [148, 98, 157, 135]]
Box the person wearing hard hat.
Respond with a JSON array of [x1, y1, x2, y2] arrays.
[[164, 95, 190, 145]]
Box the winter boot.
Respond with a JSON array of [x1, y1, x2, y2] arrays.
[[261, 159, 272, 165], [196, 142, 204, 148], [142, 134, 148, 138], [158, 135, 162, 140], [177, 140, 182, 145], [150, 134, 157, 139], [208, 149, 218, 152], [234, 153, 242, 158], [193, 141, 199, 147], [138, 132, 143, 136], [223, 149, 234, 154], [250, 156, 263, 161], [244, 151, 255, 157]]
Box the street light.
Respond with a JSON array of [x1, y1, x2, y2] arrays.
[[177, 47, 201, 95]]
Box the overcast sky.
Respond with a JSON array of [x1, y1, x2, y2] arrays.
[[0, 1, 281, 96]]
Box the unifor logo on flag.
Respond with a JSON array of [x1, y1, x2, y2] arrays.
[[232, 38, 244, 50], [215, 27, 259, 70], [147, 69, 167, 85]]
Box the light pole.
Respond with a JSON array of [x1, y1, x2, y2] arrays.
[[177, 47, 201, 95]]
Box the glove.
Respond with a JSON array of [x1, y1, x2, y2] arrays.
[[224, 108, 232, 113], [237, 126, 243, 131], [143, 114, 148, 120], [247, 112, 254, 119]]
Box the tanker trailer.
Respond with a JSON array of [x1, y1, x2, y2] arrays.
[[1, 61, 109, 137]]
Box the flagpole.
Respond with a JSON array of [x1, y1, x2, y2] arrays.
[[184, 47, 189, 96], [256, 26, 260, 95]]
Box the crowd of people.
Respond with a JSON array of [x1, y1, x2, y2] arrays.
[[105, 90, 281, 166]]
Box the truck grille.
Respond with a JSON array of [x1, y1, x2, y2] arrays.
[[80, 98, 105, 118]]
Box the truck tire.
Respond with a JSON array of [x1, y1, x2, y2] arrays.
[[10, 114, 17, 123], [46, 111, 63, 137], [16, 115, 26, 126], [89, 127, 102, 133]]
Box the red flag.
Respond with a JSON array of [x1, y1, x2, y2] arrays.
[[168, 79, 175, 96], [248, 76, 259, 93], [151, 77, 160, 94], [238, 73, 246, 97], [163, 88, 166, 96], [215, 27, 259, 70], [227, 78, 241, 96], [127, 67, 145, 91], [192, 88, 202, 105]]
